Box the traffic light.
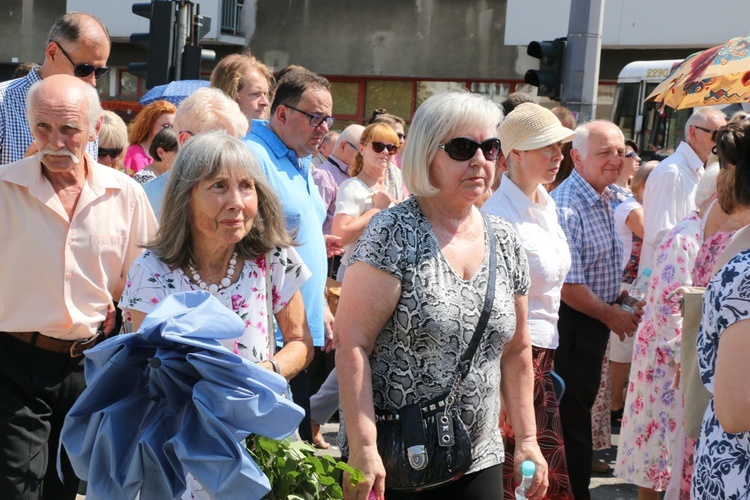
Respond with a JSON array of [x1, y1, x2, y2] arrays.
[[129, 1, 176, 89], [181, 10, 215, 80], [525, 38, 566, 101]]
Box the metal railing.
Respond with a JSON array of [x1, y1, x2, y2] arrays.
[[221, 0, 243, 35]]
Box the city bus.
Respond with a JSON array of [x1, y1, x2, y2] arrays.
[[610, 60, 688, 161]]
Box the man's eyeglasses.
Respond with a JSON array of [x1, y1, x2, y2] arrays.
[[438, 138, 501, 162], [370, 142, 398, 155], [97, 147, 123, 159], [693, 125, 718, 142], [284, 104, 335, 129], [50, 40, 109, 80]]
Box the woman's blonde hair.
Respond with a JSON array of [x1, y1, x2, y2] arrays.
[[349, 123, 399, 177], [99, 111, 128, 168], [402, 92, 502, 196]]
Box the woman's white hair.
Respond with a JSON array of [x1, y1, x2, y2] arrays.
[[402, 91, 503, 197]]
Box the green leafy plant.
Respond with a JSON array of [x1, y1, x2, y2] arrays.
[[248, 435, 364, 499]]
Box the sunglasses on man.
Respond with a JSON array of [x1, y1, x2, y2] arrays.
[[50, 40, 109, 80]]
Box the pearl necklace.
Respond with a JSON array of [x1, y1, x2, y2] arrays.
[[188, 251, 238, 294]]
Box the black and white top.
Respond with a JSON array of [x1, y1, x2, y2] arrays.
[[345, 197, 529, 474]]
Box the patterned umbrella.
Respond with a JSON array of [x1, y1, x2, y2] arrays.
[[646, 35, 750, 110], [139, 79, 210, 106]]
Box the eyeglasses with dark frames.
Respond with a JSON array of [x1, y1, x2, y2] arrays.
[[50, 40, 109, 80], [624, 151, 640, 159], [693, 125, 718, 142], [438, 137, 501, 162], [370, 142, 398, 155], [97, 147, 123, 159], [284, 104, 335, 129]]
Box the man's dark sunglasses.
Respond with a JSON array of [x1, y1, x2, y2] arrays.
[[50, 40, 109, 80], [98, 147, 123, 159], [438, 138, 501, 161], [370, 141, 398, 155], [693, 125, 718, 142], [285, 104, 335, 129]]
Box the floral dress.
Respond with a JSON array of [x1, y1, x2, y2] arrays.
[[691, 229, 736, 287], [614, 213, 701, 491], [120, 246, 311, 362], [692, 248, 750, 498]]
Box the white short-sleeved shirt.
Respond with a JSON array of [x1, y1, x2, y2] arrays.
[[614, 196, 641, 272], [334, 177, 394, 267], [482, 173, 571, 349], [121, 246, 311, 362]]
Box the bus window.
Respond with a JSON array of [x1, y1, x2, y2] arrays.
[[611, 83, 640, 139]]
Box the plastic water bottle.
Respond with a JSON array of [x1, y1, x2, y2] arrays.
[[515, 460, 536, 499], [621, 267, 652, 313]]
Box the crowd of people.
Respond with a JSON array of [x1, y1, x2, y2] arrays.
[[0, 9, 749, 500]]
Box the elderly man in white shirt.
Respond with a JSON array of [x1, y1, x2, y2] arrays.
[[641, 107, 726, 272], [482, 102, 576, 498]]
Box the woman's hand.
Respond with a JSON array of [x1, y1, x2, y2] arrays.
[[371, 190, 392, 210], [343, 445, 386, 500], [513, 438, 549, 500]]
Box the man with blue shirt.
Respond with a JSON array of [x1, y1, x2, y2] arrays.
[[0, 12, 109, 164], [551, 120, 643, 500], [245, 67, 339, 444]]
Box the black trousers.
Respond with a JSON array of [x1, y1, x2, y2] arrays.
[[384, 464, 504, 499], [289, 346, 335, 442], [554, 303, 610, 500], [0, 333, 86, 500]]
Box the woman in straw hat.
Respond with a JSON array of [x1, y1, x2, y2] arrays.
[[482, 102, 575, 499]]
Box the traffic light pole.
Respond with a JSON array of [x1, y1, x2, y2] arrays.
[[560, 0, 605, 123]]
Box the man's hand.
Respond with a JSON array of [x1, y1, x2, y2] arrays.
[[606, 300, 643, 341], [324, 234, 344, 258], [103, 301, 117, 335]]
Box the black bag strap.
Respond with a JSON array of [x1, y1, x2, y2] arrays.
[[457, 211, 497, 380]]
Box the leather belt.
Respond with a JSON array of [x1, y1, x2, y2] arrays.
[[2, 328, 107, 357]]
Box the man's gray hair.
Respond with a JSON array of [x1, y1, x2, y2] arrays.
[[47, 11, 110, 47], [571, 120, 624, 160], [174, 87, 249, 138], [26, 78, 102, 134], [686, 106, 726, 129]]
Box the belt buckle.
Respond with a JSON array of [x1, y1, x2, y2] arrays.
[[69, 333, 100, 358]]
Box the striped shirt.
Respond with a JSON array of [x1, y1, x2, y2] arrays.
[[551, 169, 622, 303], [0, 68, 97, 165]]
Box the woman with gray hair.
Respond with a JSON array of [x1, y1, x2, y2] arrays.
[[121, 131, 313, 377], [336, 92, 547, 499]]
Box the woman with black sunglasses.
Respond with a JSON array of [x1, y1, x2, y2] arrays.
[[331, 123, 403, 281], [336, 92, 547, 499]]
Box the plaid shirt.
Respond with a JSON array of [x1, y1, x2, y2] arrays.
[[0, 68, 97, 165], [551, 169, 622, 303]]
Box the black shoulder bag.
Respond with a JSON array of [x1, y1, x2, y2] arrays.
[[374, 212, 497, 492]]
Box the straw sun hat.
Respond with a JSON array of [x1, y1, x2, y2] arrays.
[[499, 102, 575, 158]]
